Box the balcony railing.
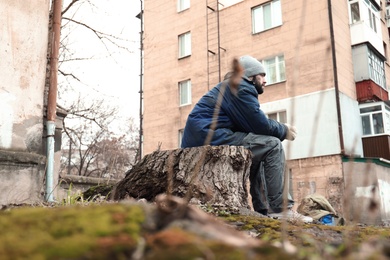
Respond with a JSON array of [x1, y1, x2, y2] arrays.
[[362, 134, 390, 160], [356, 80, 388, 102]]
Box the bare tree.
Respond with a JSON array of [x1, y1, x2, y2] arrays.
[[55, 0, 140, 177], [59, 96, 139, 177]]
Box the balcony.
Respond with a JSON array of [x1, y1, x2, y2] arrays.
[[356, 80, 388, 102], [362, 134, 390, 160]]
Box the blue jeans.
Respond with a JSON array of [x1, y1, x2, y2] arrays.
[[237, 133, 294, 214]]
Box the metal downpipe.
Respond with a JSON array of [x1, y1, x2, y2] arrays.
[[46, 122, 56, 202], [46, 0, 62, 202], [327, 0, 345, 154]]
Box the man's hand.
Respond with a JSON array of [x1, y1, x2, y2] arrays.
[[284, 124, 297, 141]]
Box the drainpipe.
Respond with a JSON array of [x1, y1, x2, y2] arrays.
[[136, 0, 144, 162], [46, 0, 62, 202], [217, 2, 221, 82], [327, 0, 345, 154]]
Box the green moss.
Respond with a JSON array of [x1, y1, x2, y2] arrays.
[[222, 213, 390, 258], [82, 184, 113, 200], [222, 214, 283, 242], [1, 203, 390, 259], [0, 203, 145, 259]]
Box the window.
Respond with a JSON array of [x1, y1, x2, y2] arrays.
[[252, 0, 282, 33], [361, 115, 372, 135], [350, 2, 360, 24], [364, 0, 379, 32], [178, 32, 191, 58], [360, 103, 390, 136], [368, 48, 386, 89], [179, 80, 191, 106], [178, 129, 184, 148], [361, 111, 384, 135], [177, 0, 190, 12], [368, 8, 377, 32], [262, 55, 285, 84], [267, 111, 287, 123]]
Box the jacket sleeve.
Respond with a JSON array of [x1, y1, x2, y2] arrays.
[[224, 85, 287, 140]]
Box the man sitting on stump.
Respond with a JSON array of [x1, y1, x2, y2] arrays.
[[181, 55, 313, 223]]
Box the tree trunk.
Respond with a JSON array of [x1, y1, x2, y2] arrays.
[[112, 145, 252, 209]]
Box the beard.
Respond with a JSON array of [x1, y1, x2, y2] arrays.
[[253, 79, 264, 95]]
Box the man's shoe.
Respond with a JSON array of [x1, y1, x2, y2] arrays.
[[268, 210, 313, 223]]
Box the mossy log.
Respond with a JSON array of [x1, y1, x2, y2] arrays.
[[112, 145, 252, 209]]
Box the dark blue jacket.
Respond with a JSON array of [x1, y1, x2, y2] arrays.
[[181, 78, 287, 148]]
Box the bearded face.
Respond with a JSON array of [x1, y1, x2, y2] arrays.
[[251, 74, 266, 95]]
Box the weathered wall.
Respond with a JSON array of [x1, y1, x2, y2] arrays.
[[288, 155, 344, 215], [0, 0, 50, 205], [57, 175, 118, 201], [0, 150, 46, 206], [343, 159, 390, 225], [0, 0, 50, 152], [289, 155, 390, 224]]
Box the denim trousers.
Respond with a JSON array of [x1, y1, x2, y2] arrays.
[[237, 133, 294, 214]]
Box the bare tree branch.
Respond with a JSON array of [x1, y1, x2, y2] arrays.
[[61, 0, 81, 16], [59, 69, 81, 81], [62, 17, 132, 53]]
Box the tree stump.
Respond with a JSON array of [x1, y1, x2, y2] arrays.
[[112, 145, 252, 209]]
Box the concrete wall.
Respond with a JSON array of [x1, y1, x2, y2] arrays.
[[57, 175, 118, 201], [262, 89, 364, 160], [0, 150, 46, 206], [288, 155, 344, 214], [343, 159, 390, 225], [0, 0, 49, 152], [289, 155, 390, 224], [339, 91, 364, 157], [0, 0, 50, 205]]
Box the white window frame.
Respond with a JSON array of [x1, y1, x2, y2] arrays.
[[349, 1, 361, 24], [252, 0, 282, 34], [177, 0, 190, 12], [368, 7, 377, 32], [360, 102, 390, 136], [178, 129, 184, 148], [179, 79, 191, 106], [267, 110, 287, 124], [262, 55, 285, 85], [368, 48, 386, 89], [363, 0, 379, 32], [178, 32, 191, 58]]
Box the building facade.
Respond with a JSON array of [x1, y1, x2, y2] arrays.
[[142, 0, 390, 223]]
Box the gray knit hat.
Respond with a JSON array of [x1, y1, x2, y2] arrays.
[[239, 55, 266, 79]]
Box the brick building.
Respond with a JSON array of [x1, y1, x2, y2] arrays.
[[141, 0, 390, 223]]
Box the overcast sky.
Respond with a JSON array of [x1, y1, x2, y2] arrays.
[[59, 0, 142, 128]]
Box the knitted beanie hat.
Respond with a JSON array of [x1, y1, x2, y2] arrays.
[[239, 55, 266, 78]]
